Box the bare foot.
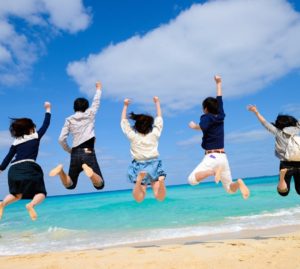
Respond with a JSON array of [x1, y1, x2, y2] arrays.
[[136, 171, 147, 184], [215, 166, 222, 184], [0, 202, 4, 220], [278, 168, 288, 192], [82, 164, 94, 178], [26, 203, 37, 221], [49, 164, 63, 177], [237, 178, 250, 200]]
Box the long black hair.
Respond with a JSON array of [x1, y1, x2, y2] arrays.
[[9, 118, 36, 138], [129, 112, 154, 135], [272, 114, 298, 130]]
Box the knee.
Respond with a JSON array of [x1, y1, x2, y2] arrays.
[[277, 189, 289, 196], [65, 183, 76, 190], [188, 173, 198, 186], [154, 191, 166, 202], [94, 181, 105, 190], [155, 195, 165, 202], [15, 194, 22, 200], [134, 196, 145, 203]]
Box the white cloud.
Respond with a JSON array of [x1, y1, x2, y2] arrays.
[[67, 0, 300, 112], [226, 129, 271, 144], [280, 104, 300, 118], [0, 0, 91, 85], [177, 134, 202, 147], [0, 131, 12, 148], [178, 129, 270, 146]]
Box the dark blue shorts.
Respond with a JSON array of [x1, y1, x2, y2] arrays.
[[68, 148, 104, 190], [8, 161, 47, 199]]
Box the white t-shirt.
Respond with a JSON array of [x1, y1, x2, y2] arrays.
[[121, 116, 163, 161]]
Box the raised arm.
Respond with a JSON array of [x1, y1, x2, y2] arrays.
[[38, 101, 51, 138], [120, 99, 136, 140], [153, 96, 162, 117], [121, 98, 130, 120], [247, 105, 267, 124], [90, 81, 102, 114], [214, 75, 222, 96]]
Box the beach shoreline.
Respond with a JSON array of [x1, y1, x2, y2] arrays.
[[1, 226, 300, 269]]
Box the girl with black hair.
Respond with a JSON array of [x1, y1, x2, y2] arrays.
[[0, 102, 51, 220], [121, 96, 166, 202], [248, 105, 300, 196]]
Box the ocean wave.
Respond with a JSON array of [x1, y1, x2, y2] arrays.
[[1, 206, 300, 256]]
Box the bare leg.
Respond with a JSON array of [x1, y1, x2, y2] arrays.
[[277, 168, 288, 192], [151, 176, 166, 201], [26, 193, 45, 221], [0, 194, 22, 220], [229, 179, 250, 200], [49, 164, 73, 188], [82, 164, 104, 188], [132, 171, 147, 203]]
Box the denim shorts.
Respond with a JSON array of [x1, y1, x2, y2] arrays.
[[127, 158, 166, 185], [68, 148, 104, 190]]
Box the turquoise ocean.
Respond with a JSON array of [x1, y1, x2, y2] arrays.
[[1, 175, 300, 256]]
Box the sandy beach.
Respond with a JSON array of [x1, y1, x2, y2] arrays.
[[1, 229, 300, 269]]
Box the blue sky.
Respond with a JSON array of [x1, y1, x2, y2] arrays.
[[0, 0, 300, 197]]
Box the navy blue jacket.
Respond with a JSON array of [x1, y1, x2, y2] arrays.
[[199, 96, 225, 150], [0, 113, 51, 170]]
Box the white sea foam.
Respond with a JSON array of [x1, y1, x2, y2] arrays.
[[1, 206, 300, 256]]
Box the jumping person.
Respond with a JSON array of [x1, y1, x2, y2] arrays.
[[248, 104, 300, 196], [188, 75, 250, 199], [121, 96, 167, 202], [49, 82, 104, 191], [0, 102, 51, 220]]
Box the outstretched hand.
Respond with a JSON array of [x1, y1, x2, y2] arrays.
[[44, 102, 51, 111], [214, 75, 222, 84], [153, 96, 160, 103], [124, 98, 130, 106], [189, 121, 198, 129], [96, 81, 102, 90], [247, 104, 258, 113]]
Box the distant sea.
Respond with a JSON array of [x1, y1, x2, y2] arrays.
[[1, 175, 300, 256]]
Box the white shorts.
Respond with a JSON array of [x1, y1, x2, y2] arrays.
[[188, 153, 233, 193]]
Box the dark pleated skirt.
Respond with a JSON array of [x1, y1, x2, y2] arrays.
[[8, 161, 47, 199]]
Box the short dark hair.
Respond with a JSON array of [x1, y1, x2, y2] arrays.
[[202, 97, 218, 114], [74, 98, 89, 112], [129, 112, 154, 135], [272, 114, 298, 130], [9, 118, 36, 138]]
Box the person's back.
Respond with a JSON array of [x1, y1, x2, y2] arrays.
[[188, 75, 249, 200], [59, 89, 101, 153], [50, 82, 105, 191], [121, 97, 166, 202], [200, 96, 225, 150], [122, 114, 163, 161], [0, 102, 51, 221], [248, 105, 300, 196]]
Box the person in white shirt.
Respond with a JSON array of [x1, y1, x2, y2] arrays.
[[49, 82, 104, 191], [121, 96, 166, 202]]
